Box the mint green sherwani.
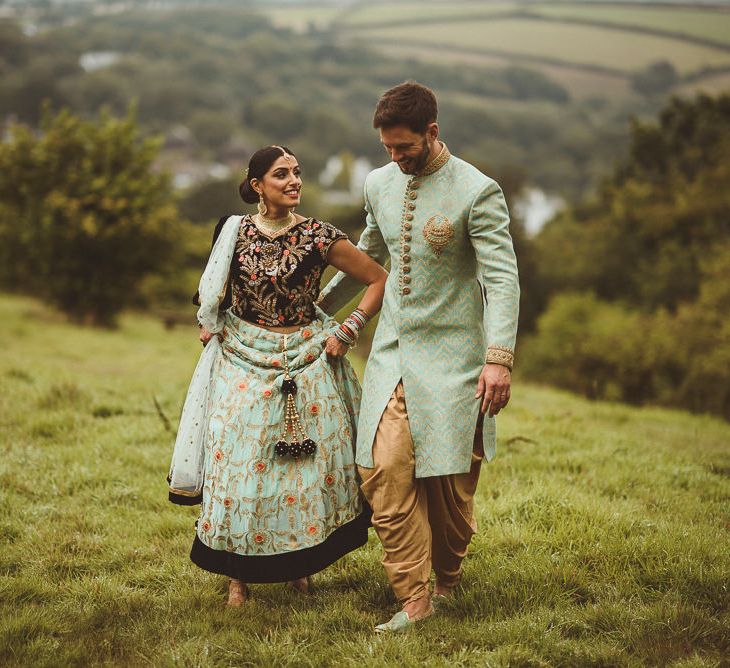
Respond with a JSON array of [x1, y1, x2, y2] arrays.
[[319, 145, 519, 477]]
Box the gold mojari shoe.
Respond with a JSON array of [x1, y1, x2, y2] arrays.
[[374, 604, 434, 634]]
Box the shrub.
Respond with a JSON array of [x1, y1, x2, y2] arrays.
[[0, 107, 180, 326]]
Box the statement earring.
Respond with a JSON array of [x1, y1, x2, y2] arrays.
[[257, 193, 268, 217]]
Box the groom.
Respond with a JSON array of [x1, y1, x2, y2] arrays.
[[319, 81, 519, 632]]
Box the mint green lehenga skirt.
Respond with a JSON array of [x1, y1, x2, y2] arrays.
[[179, 311, 369, 582]]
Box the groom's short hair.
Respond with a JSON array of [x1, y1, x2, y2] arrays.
[[373, 81, 438, 134]]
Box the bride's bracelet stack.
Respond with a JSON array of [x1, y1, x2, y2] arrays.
[[334, 308, 370, 347]]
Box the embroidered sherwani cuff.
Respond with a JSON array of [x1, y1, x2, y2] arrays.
[[486, 345, 514, 371]]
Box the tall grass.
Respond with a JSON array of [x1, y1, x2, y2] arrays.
[[1, 294, 728, 666]]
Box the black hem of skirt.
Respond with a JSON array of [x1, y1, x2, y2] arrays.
[[167, 475, 203, 506], [169, 490, 203, 506], [190, 510, 371, 583]]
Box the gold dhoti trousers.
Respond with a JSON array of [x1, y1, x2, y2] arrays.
[[359, 381, 484, 606]]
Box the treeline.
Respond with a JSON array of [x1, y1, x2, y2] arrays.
[[0, 7, 650, 197], [520, 95, 730, 420]]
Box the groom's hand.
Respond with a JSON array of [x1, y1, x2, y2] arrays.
[[476, 363, 511, 416]]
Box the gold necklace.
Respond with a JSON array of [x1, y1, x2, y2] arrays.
[[254, 211, 296, 235]]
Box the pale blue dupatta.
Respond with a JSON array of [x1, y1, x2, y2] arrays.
[[167, 215, 242, 498]]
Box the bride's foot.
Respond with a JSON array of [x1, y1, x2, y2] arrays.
[[227, 579, 248, 606], [289, 576, 311, 594]]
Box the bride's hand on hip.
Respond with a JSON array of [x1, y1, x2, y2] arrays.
[[199, 326, 214, 346], [324, 335, 348, 361]]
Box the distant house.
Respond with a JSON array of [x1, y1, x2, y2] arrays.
[[219, 138, 253, 173]]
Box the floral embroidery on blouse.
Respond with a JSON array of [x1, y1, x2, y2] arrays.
[[230, 215, 347, 327]]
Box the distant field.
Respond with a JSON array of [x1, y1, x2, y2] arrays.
[[265, 1, 730, 50], [375, 42, 632, 98], [258, 1, 730, 99], [677, 69, 730, 95], [266, 5, 343, 32], [535, 5, 730, 45], [355, 19, 730, 74], [537, 60, 632, 98], [341, 2, 515, 25], [343, 0, 730, 49]]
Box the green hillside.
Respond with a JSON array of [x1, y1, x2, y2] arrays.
[[1, 292, 728, 665], [353, 20, 730, 74], [537, 4, 730, 45], [262, 1, 730, 99]]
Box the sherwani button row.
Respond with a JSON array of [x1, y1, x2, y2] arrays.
[[410, 182, 421, 189], [403, 233, 412, 241], [403, 244, 411, 252], [402, 254, 411, 263], [403, 266, 411, 274], [405, 213, 414, 221], [403, 276, 412, 284], [402, 287, 411, 295], [403, 223, 412, 231], [408, 203, 416, 211], [408, 192, 418, 200]]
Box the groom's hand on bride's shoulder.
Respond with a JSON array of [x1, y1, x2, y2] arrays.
[[324, 335, 349, 361]]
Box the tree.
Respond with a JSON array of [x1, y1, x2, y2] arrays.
[[630, 61, 678, 97], [671, 242, 730, 419], [534, 94, 730, 313], [503, 66, 569, 103], [188, 110, 237, 152], [522, 95, 730, 420], [0, 107, 179, 326], [245, 94, 302, 141], [178, 178, 243, 224], [0, 20, 30, 68], [0, 55, 80, 124]]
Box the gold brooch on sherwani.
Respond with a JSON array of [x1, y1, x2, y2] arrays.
[[423, 214, 454, 256]]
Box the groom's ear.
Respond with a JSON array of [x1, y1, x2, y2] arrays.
[[426, 122, 439, 141]]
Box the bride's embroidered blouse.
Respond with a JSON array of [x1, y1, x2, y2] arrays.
[[217, 215, 347, 327]]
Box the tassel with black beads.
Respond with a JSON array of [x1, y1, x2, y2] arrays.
[[272, 334, 317, 459]]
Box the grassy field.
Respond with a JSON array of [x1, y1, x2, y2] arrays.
[[1, 292, 729, 666]]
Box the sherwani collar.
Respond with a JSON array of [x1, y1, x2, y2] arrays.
[[417, 142, 451, 177]]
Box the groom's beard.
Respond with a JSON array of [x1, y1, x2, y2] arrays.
[[397, 138, 431, 175]]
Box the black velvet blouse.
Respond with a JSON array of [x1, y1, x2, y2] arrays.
[[193, 215, 347, 327]]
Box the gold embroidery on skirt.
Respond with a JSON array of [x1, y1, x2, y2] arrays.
[[423, 215, 454, 256]]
